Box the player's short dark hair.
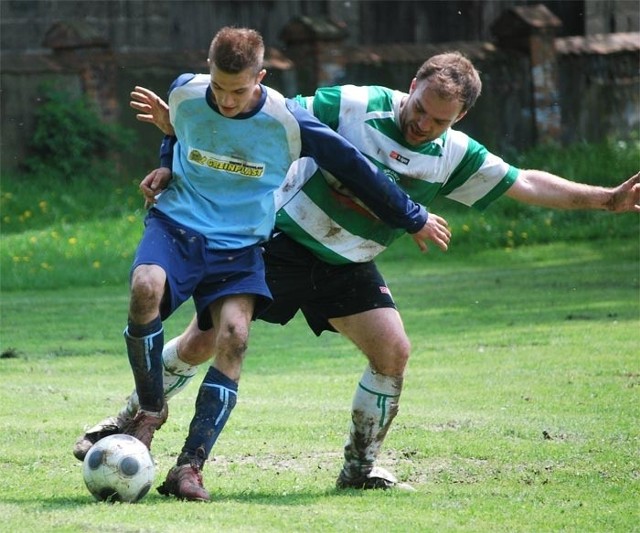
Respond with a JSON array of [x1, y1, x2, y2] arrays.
[[415, 52, 482, 112], [208, 27, 265, 75]]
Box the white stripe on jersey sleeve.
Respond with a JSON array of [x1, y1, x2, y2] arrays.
[[444, 152, 513, 207]]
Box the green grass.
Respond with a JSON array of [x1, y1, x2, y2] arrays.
[[1, 238, 638, 532], [1, 139, 639, 530]]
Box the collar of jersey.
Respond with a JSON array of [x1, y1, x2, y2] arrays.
[[409, 135, 445, 156], [205, 84, 267, 119]]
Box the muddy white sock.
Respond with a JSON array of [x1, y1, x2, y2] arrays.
[[342, 365, 403, 478]]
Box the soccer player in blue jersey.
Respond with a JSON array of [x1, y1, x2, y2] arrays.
[[75, 49, 639, 500], [102, 27, 453, 502]]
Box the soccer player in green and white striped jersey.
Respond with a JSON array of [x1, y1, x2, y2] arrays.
[[279, 82, 517, 265], [75, 52, 640, 495]]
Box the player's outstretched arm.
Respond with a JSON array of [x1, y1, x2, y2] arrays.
[[130, 86, 174, 135], [506, 169, 640, 212], [410, 213, 451, 253]]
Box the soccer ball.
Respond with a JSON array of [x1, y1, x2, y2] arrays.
[[82, 434, 155, 503]]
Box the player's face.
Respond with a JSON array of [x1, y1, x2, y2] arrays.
[[399, 78, 466, 146], [209, 65, 266, 117]]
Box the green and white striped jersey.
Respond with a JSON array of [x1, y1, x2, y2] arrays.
[[275, 85, 519, 264]]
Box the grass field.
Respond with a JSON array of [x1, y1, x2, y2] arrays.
[[1, 237, 638, 532]]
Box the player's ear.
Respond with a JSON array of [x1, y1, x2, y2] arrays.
[[408, 77, 418, 94], [256, 68, 267, 84], [453, 110, 467, 124]]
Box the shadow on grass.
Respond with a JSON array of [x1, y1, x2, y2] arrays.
[[6, 488, 344, 509]]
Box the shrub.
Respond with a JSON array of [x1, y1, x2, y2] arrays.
[[24, 83, 136, 179]]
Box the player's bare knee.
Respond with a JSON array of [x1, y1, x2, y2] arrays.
[[129, 277, 164, 320], [130, 267, 164, 301], [398, 334, 411, 366], [217, 323, 249, 360], [368, 334, 411, 375], [388, 333, 411, 367]]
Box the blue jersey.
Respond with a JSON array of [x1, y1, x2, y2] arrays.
[[155, 74, 427, 250]]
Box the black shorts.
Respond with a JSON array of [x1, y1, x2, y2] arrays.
[[259, 232, 396, 336]]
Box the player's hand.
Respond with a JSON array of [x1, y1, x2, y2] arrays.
[[140, 167, 172, 209], [130, 86, 174, 136], [410, 213, 451, 252], [606, 171, 640, 212]]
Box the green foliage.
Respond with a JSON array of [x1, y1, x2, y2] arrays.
[[512, 137, 640, 185], [1, 139, 638, 291], [24, 83, 136, 179]]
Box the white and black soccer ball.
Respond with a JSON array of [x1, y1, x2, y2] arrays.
[[82, 434, 155, 503]]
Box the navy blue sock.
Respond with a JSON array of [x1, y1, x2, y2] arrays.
[[180, 366, 238, 464], [125, 316, 164, 412]]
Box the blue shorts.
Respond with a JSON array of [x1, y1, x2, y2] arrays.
[[132, 209, 272, 330]]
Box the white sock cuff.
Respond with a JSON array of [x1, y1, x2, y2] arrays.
[[162, 337, 198, 377], [359, 366, 402, 397]]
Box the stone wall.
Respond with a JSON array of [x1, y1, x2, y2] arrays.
[[1, 1, 638, 173]]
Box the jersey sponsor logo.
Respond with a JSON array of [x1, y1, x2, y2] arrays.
[[389, 150, 410, 165], [379, 285, 391, 295], [188, 148, 265, 178]]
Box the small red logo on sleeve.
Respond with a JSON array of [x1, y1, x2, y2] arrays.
[[389, 151, 410, 165]]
